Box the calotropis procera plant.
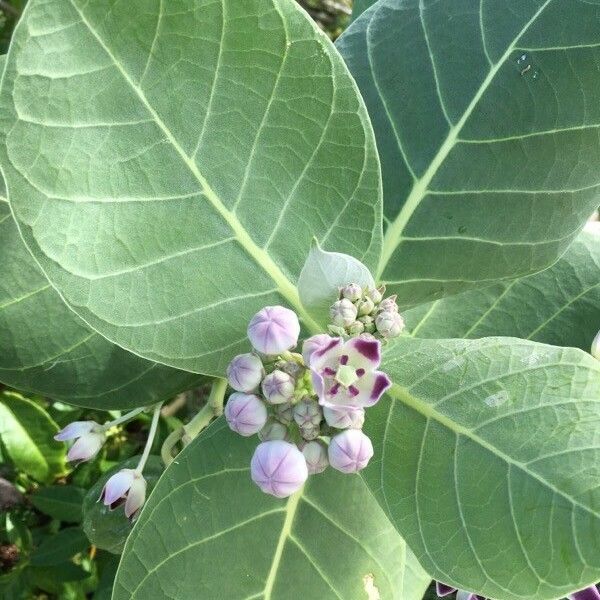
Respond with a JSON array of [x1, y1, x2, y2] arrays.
[[0, 0, 599, 598]]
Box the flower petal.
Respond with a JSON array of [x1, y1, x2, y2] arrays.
[[101, 469, 136, 506], [570, 586, 600, 600], [124, 476, 147, 520], [436, 582, 457, 597], [309, 336, 343, 371], [352, 371, 392, 407], [66, 432, 104, 463], [344, 336, 382, 370], [54, 421, 96, 441]]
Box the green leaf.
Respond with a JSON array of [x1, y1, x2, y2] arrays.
[[1, 0, 382, 375], [298, 239, 375, 326], [0, 391, 65, 482], [405, 226, 600, 350], [0, 198, 203, 409], [113, 420, 409, 599], [30, 485, 86, 523], [337, 0, 600, 308], [351, 0, 377, 20], [30, 527, 89, 566], [363, 336, 600, 599]]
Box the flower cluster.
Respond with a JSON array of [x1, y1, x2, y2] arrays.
[[328, 283, 404, 340], [225, 304, 392, 498]]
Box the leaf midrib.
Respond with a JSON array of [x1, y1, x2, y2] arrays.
[[387, 382, 600, 521], [66, 0, 322, 334], [377, 0, 554, 277]]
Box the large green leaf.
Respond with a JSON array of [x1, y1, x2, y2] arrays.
[[351, 0, 377, 20], [364, 336, 600, 599], [405, 226, 600, 350], [0, 199, 203, 409], [337, 0, 600, 307], [113, 420, 410, 600], [0, 0, 381, 375]]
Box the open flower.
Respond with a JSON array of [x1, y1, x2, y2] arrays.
[[247, 306, 300, 355], [308, 335, 391, 409], [54, 421, 106, 464], [100, 468, 146, 521], [251, 440, 308, 498]]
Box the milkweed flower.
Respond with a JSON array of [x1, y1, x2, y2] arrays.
[[309, 335, 391, 409], [226, 353, 264, 392], [54, 421, 106, 464], [247, 306, 300, 355], [328, 429, 373, 473], [99, 468, 146, 521], [251, 441, 308, 498], [224, 393, 268, 436]]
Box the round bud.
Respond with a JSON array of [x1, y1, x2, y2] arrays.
[[300, 423, 321, 441], [301, 441, 329, 474], [224, 393, 267, 437], [328, 429, 374, 473], [262, 369, 295, 404], [323, 405, 365, 430], [592, 329, 600, 360], [259, 419, 289, 442], [273, 401, 293, 425], [293, 399, 322, 428], [247, 306, 300, 355], [251, 441, 308, 498], [341, 283, 362, 302], [378, 296, 399, 313], [330, 299, 358, 327], [375, 311, 405, 338], [226, 353, 264, 392], [366, 287, 383, 304], [347, 320, 365, 336], [357, 297, 375, 317]]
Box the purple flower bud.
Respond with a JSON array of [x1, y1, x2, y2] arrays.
[[328, 429, 373, 473], [375, 311, 405, 338], [251, 441, 308, 498], [378, 295, 399, 313], [226, 353, 264, 392], [55, 421, 105, 464], [569, 586, 600, 600], [247, 306, 300, 355], [293, 399, 322, 428], [259, 419, 289, 442], [341, 283, 362, 302], [273, 401, 294, 425], [300, 422, 321, 441], [302, 334, 335, 366], [366, 286, 383, 304], [301, 441, 329, 474], [261, 369, 295, 404], [435, 582, 485, 600], [330, 299, 358, 327], [99, 468, 146, 521], [592, 330, 600, 360], [224, 393, 268, 436], [323, 405, 365, 429]]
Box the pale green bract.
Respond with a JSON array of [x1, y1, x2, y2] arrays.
[[365, 336, 600, 599], [0, 0, 381, 376], [112, 420, 415, 600], [338, 0, 600, 307]]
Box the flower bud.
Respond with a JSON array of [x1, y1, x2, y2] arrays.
[[357, 297, 375, 317], [330, 299, 358, 327], [226, 353, 264, 392], [251, 441, 308, 498], [300, 423, 321, 441], [224, 393, 267, 436], [273, 401, 293, 425], [301, 441, 329, 474], [293, 399, 322, 428], [259, 419, 289, 442], [262, 369, 295, 404], [375, 311, 405, 338], [347, 321, 365, 336], [302, 334, 336, 366], [378, 295, 399, 313], [328, 429, 373, 473], [341, 283, 362, 302], [323, 405, 365, 429], [99, 468, 146, 521], [247, 306, 300, 355], [366, 286, 383, 304], [55, 421, 105, 464], [568, 586, 600, 600], [592, 330, 600, 360]]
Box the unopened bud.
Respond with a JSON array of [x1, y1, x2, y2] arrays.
[[323, 405, 365, 429], [273, 401, 294, 425], [251, 441, 308, 498], [259, 419, 289, 442], [300, 423, 321, 441], [293, 399, 322, 428], [328, 429, 373, 473], [226, 353, 264, 392], [262, 369, 295, 404], [341, 283, 362, 302], [301, 441, 329, 474], [375, 311, 405, 338], [366, 286, 383, 304], [378, 295, 399, 313], [357, 297, 375, 316], [330, 299, 358, 327], [347, 320, 365, 336], [224, 393, 268, 436], [247, 306, 300, 355]]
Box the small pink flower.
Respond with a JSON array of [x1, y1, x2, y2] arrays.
[[251, 441, 308, 498], [247, 306, 300, 355], [226, 353, 264, 392], [100, 468, 146, 521], [328, 429, 373, 473], [224, 393, 268, 436], [308, 335, 391, 409], [54, 421, 105, 464]]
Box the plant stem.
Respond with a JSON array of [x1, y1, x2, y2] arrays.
[[182, 378, 228, 444], [103, 407, 146, 430], [207, 377, 227, 416], [136, 403, 162, 473]]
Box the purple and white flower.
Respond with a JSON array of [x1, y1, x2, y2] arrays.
[[224, 393, 268, 436], [247, 306, 300, 355], [323, 405, 365, 429], [262, 369, 295, 405], [328, 429, 373, 473], [308, 335, 391, 409], [302, 333, 334, 366], [99, 468, 146, 521], [251, 440, 308, 498], [226, 353, 264, 392], [54, 421, 106, 464], [301, 441, 329, 474]]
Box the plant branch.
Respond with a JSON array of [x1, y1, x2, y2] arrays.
[[136, 403, 162, 473]]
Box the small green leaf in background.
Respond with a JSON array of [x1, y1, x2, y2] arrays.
[[31, 485, 86, 523], [29, 527, 89, 567], [0, 391, 65, 482], [298, 240, 375, 326]]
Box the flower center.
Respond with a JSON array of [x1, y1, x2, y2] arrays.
[[335, 364, 358, 388]]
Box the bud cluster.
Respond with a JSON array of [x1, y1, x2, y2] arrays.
[[328, 283, 405, 340], [225, 303, 392, 498]]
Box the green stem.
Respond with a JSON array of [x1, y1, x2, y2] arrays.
[[103, 407, 146, 431], [207, 377, 227, 417], [135, 403, 162, 474], [182, 378, 228, 444]]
